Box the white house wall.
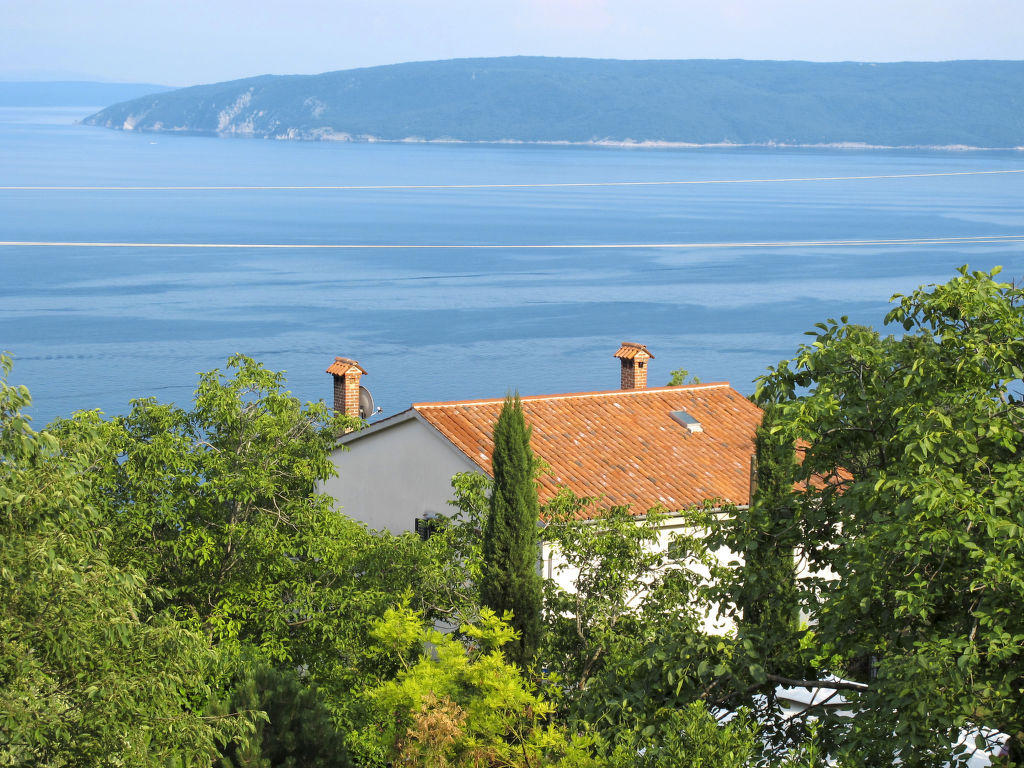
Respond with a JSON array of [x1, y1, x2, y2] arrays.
[[540, 515, 743, 635], [322, 417, 482, 533]]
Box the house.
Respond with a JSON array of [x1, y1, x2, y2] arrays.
[[321, 343, 763, 538]]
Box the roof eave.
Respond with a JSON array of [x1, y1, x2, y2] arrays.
[[333, 407, 491, 476], [409, 408, 493, 476], [334, 408, 419, 446]]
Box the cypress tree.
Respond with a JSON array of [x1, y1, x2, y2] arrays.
[[737, 408, 802, 675], [480, 393, 542, 667]]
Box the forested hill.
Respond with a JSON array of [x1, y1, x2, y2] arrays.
[[82, 57, 1024, 148]]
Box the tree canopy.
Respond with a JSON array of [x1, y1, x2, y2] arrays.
[[753, 266, 1024, 765], [0, 353, 255, 767]]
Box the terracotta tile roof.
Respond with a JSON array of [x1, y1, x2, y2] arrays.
[[413, 383, 762, 518], [794, 442, 854, 492], [613, 342, 654, 360], [326, 357, 367, 376]]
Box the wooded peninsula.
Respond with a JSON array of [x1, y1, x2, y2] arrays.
[[81, 57, 1024, 148]]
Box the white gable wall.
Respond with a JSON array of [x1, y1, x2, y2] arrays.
[[540, 515, 741, 634], [321, 416, 482, 533]]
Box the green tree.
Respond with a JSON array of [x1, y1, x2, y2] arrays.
[[77, 355, 365, 659], [755, 266, 1024, 766], [48, 355, 415, 746], [480, 394, 543, 668], [565, 523, 742, 740], [536, 491, 751, 751], [535, 491, 827, 768], [601, 702, 758, 768], [667, 368, 702, 385], [0, 354, 255, 767], [362, 599, 600, 768], [733, 411, 801, 647], [361, 470, 491, 631], [704, 409, 812, 757], [214, 662, 352, 768], [541, 492, 674, 704]]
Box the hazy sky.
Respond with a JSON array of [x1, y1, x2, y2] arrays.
[[3, 0, 1022, 86]]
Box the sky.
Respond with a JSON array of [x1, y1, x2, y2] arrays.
[[2, 0, 1022, 86]]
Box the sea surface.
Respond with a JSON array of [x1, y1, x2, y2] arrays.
[[3, 106, 1024, 426]]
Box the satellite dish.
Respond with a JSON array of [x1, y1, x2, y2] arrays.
[[358, 386, 375, 419]]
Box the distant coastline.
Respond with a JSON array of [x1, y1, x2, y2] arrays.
[[81, 58, 1024, 150], [252, 135, 1024, 152], [75, 120, 1024, 152]]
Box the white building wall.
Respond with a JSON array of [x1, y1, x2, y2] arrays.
[[540, 515, 743, 634], [321, 417, 482, 533]]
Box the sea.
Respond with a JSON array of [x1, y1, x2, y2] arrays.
[[3, 106, 1024, 427]]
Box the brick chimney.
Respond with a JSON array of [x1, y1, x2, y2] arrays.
[[614, 342, 654, 390], [326, 357, 367, 418]]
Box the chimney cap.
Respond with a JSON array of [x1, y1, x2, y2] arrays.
[[326, 356, 367, 376], [614, 342, 654, 361]]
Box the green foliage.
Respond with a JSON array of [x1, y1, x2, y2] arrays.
[[364, 469, 491, 629], [702, 409, 812, 757], [45, 355, 462, 755], [214, 662, 351, 768], [446, 470, 490, 585], [481, 394, 543, 668], [580, 598, 734, 733], [755, 266, 1024, 765], [735, 409, 801, 649], [535, 485, 831, 764], [602, 702, 758, 768], [538, 491, 748, 743], [51, 356, 380, 670], [360, 523, 483, 628], [594, 701, 831, 768], [667, 368, 702, 385], [0, 353, 255, 767], [541, 492, 671, 698], [362, 600, 599, 767]]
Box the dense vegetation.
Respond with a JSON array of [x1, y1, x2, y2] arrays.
[[82, 57, 1024, 147], [3, 267, 1023, 765]]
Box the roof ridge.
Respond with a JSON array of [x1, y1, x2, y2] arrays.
[[413, 382, 731, 409]]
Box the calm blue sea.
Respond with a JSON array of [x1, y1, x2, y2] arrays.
[[3, 106, 1024, 426]]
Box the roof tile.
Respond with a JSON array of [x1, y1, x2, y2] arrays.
[[326, 357, 367, 376], [414, 383, 762, 518]]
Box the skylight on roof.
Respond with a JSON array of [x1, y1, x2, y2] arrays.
[[670, 410, 703, 433]]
